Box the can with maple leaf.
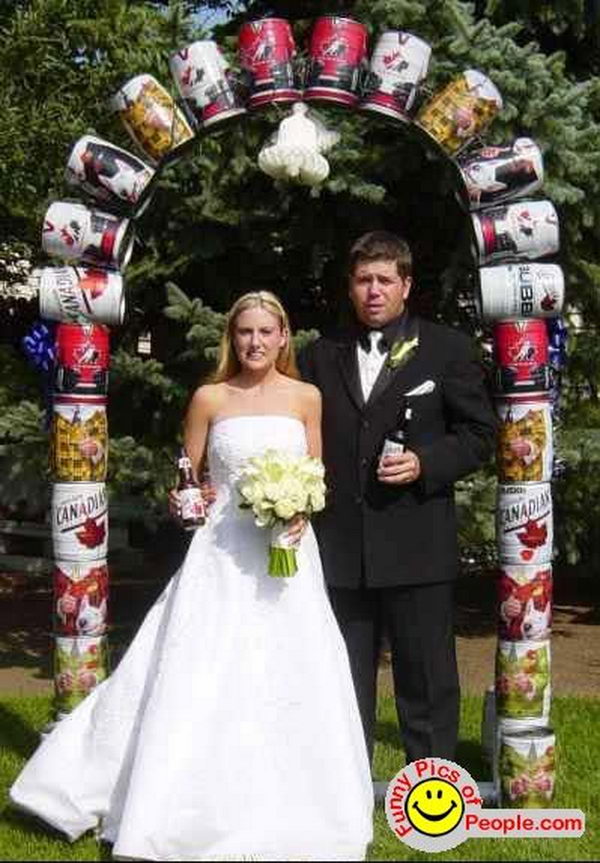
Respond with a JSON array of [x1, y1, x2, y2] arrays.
[[51, 482, 108, 561], [36, 265, 125, 325], [496, 483, 553, 565]]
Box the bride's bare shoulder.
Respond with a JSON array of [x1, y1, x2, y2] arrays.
[[285, 377, 321, 410], [187, 383, 228, 419], [289, 377, 320, 397]]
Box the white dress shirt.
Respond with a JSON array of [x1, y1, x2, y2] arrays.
[[357, 330, 387, 402]]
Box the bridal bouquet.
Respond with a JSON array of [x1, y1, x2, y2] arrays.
[[237, 449, 326, 577]]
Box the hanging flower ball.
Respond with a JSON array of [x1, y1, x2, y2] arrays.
[[258, 102, 339, 187]]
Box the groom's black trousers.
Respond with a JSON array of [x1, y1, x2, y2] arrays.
[[328, 582, 459, 766]]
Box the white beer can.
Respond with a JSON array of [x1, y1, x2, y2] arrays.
[[479, 263, 564, 321], [36, 266, 125, 325], [42, 201, 134, 271], [51, 482, 108, 561], [496, 482, 553, 565], [361, 31, 431, 120], [65, 134, 155, 215], [472, 199, 559, 265], [169, 41, 246, 129], [458, 137, 544, 209]]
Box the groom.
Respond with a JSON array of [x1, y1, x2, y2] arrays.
[[297, 231, 496, 765]]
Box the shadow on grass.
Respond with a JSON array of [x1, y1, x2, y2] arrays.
[[456, 738, 491, 781], [1, 807, 113, 860], [375, 719, 404, 754], [1, 806, 66, 841], [0, 703, 40, 759], [375, 719, 490, 781]]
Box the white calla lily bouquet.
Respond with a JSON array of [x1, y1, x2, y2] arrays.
[[237, 449, 327, 577]]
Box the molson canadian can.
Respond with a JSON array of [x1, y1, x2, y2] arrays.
[[51, 482, 108, 561], [497, 563, 552, 641], [496, 394, 553, 484], [304, 16, 368, 107], [479, 263, 564, 322], [458, 137, 543, 209], [36, 266, 125, 325], [53, 560, 108, 637], [170, 40, 246, 128], [65, 135, 156, 216], [472, 199, 559, 265], [54, 322, 109, 396], [496, 639, 551, 720], [238, 19, 300, 109], [361, 31, 431, 121], [50, 395, 108, 483], [42, 201, 134, 271], [494, 320, 550, 394], [54, 634, 108, 714], [416, 69, 502, 155], [496, 482, 553, 565], [110, 74, 195, 164], [498, 726, 555, 808]]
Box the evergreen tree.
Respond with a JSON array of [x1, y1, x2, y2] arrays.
[[1, 0, 599, 560]]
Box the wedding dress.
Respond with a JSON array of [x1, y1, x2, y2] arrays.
[[10, 415, 374, 861]]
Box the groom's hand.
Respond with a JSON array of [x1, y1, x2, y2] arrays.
[[377, 449, 421, 485]]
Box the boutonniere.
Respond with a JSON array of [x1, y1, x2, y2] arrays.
[[387, 335, 419, 371]]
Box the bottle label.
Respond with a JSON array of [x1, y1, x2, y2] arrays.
[[381, 438, 405, 457], [179, 487, 205, 526]]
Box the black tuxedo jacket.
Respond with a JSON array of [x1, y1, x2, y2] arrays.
[[298, 316, 496, 588]]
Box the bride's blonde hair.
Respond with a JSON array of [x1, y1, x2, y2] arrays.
[[210, 291, 299, 383]]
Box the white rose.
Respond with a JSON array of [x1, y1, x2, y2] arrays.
[[274, 499, 296, 521], [309, 490, 325, 511], [254, 500, 275, 528], [239, 480, 263, 504]]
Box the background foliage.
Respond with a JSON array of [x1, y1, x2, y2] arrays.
[[0, 0, 599, 565]]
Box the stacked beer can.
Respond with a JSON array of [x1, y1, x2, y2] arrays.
[[108, 17, 508, 172], [33, 100, 192, 716], [457, 142, 561, 808]]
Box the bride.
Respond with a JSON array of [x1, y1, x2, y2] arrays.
[[10, 290, 374, 861]]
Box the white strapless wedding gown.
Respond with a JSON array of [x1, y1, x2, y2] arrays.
[[10, 415, 373, 861]]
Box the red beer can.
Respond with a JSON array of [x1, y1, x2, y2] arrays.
[[238, 18, 300, 109], [53, 560, 109, 637], [494, 320, 550, 394], [55, 323, 110, 396], [305, 16, 368, 107], [497, 563, 552, 642]]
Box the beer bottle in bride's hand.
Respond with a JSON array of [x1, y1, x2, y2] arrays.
[[176, 450, 206, 530], [380, 399, 412, 464]]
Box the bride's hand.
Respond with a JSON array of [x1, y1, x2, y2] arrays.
[[168, 489, 182, 521], [168, 483, 217, 522], [285, 513, 308, 547], [199, 478, 217, 507]]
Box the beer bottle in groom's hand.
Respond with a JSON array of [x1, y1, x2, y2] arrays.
[[380, 399, 412, 462]]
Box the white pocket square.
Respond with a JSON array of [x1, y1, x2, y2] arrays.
[[404, 380, 436, 397]]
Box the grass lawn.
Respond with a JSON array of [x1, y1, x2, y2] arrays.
[[0, 693, 598, 861]]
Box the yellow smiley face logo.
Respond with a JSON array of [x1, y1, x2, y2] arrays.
[[404, 778, 465, 837]]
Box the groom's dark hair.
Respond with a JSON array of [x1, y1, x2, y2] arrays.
[[348, 231, 412, 280]]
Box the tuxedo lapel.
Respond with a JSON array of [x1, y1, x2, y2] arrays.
[[337, 340, 364, 411], [367, 317, 421, 409]]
